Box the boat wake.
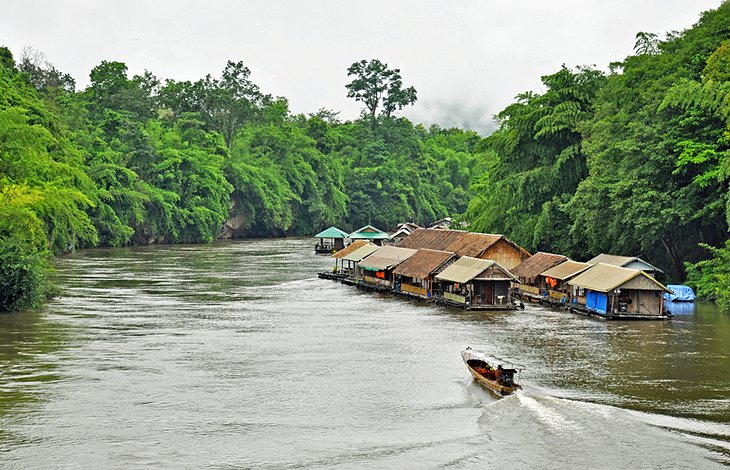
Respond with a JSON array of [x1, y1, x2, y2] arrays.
[[473, 387, 730, 468]]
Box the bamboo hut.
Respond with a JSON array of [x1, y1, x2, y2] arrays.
[[391, 249, 457, 299], [434, 257, 519, 310], [357, 246, 417, 289], [567, 263, 672, 319], [314, 226, 350, 253], [539, 260, 592, 304], [332, 241, 379, 279], [395, 228, 530, 270], [510, 252, 567, 300]]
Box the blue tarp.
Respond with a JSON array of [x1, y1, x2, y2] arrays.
[[586, 290, 608, 314], [664, 285, 696, 302]]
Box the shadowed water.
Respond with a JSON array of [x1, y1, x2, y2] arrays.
[[1, 238, 728, 468]]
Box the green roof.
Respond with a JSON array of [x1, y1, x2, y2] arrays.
[[350, 225, 389, 240], [314, 226, 350, 238]]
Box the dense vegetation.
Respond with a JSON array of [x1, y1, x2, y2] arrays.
[[465, 2, 730, 310], [2, 2, 730, 312], [0, 52, 477, 310]]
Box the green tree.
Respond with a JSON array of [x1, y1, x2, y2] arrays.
[[345, 59, 417, 120]]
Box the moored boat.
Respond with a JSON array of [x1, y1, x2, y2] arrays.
[[461, 347, 524, 396]]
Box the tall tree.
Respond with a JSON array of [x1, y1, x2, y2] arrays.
[[345, 59, 417, 120]]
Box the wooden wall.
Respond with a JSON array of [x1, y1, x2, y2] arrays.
[[480, 239, 529, 270]]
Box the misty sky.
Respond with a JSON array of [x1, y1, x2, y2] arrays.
[[1, 0, 723, 133]]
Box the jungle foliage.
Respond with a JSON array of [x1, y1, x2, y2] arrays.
[[0, 52, 477, 310], [464, 1, 730, 310], [3, 3, 730, 312]]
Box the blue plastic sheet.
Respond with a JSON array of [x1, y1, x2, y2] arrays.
[[664, 285, 696, 302]]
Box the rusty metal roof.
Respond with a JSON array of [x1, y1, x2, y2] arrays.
[[568, 263, 670, 293], [392, 249, 456, 279], [435, 256, 517, 284], [511, 252, 567, 279], [332, 240, 371, 259], [358, 246, 418, 271], [395, 228, 529, 258], [540, 260, 592, 280]]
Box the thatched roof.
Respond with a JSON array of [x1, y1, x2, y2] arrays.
[[395, 228, 529, 258], [358, 246, 417, 271], [435, 257, 517, 284], [540, 260, 592, 280], [568, 263, 670, 293], [392, 249, 456, 279], [332, 240, 371, 259], [511, 252, 567, 279]]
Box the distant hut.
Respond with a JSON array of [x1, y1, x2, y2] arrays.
[[510, 252, 567, 300], [434, 257, 518, 310], [396, 228, 530, 270], [428, 217, 453, 230], [349, 225, 390, 246], [389, 222, 422, 244], [567, 263, 672, 318], [332, 241, 378, 278], [314, 226, 350, 253], [392, 249, 457, 299], [586, 254, 664, 278], [358, 246, 417, 289], [539, 260, 592, 303]]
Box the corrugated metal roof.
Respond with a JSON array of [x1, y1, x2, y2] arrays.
[[540, 260, 592, 280], [358, 246, 417, 270], [332, 240, 370, 259], [341, 244, 380, 262], [395, 228, 530, 258], [392, 249, 456, 279], [314, 226, 350, 238], [510, 252, 566, 279], [568, 263, 670, 293], [435, 257, 517, 284], [586, 253, 663, 273]]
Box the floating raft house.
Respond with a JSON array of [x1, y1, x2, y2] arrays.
[[567, 263, 672, 319], [314, 226, 350, 253], [434, 256, 518, 310]]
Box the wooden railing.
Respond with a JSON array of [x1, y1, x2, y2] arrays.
[[519, 285, 540, 295], [548, 289, 567, 300], [363, 275, 391, 287], [400, 284, 427, 296], [443, 292, 466, 304]]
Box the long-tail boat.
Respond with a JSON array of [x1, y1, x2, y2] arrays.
[[461, 347, 524, 396]]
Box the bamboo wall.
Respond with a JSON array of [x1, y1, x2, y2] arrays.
[[481, 239, 529, 270]]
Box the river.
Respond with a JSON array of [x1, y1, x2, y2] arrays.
[[1, 239, 729, 469]]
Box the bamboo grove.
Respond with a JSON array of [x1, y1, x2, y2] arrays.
[[2, 1, 730, 311]]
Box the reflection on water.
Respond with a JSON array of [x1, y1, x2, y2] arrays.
[[0, 239, 728, 468]]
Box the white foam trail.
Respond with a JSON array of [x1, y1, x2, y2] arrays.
[[515, 391, 582, 433]]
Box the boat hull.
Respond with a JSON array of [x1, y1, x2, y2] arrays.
[[465, 363, 520, 396], [461, 349, 522, 397]]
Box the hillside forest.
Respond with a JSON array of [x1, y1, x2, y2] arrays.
[[1, 1, 730, 312]]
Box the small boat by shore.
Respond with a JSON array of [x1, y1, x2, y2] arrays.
[[461, 347, 524, 396]]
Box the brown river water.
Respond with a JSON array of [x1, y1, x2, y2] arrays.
[[1, 238, 729, 469]]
